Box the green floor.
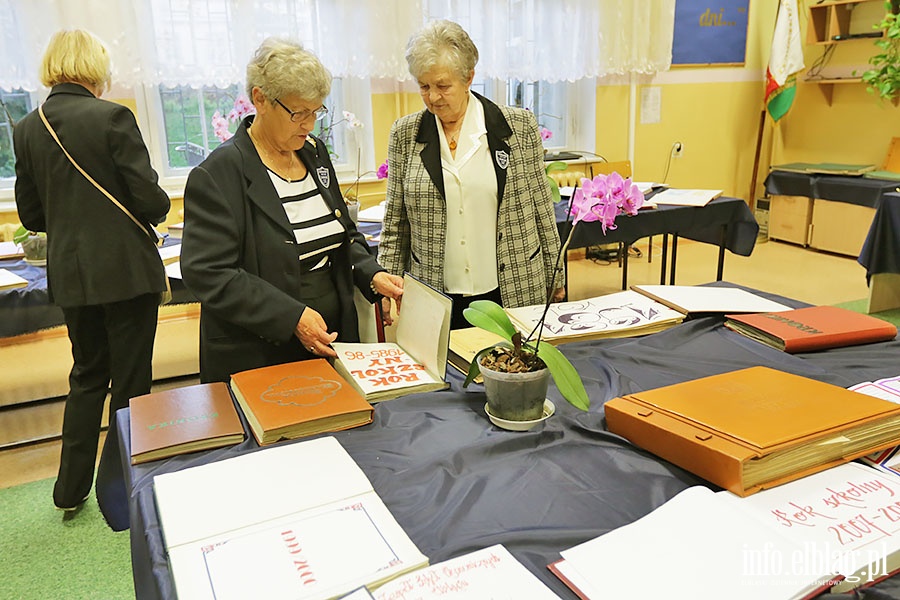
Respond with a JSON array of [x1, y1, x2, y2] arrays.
[[0, 477, 133, 600], [833, 299, 900, 329]]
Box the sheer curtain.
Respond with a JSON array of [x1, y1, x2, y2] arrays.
[[0, 0, 674, 91], [122, 0, 424, 85], [0, 0, 143, 91], [424, 0, 674, 82]]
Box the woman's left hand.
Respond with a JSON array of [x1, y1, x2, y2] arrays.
[[551, 286, 566, 302], [371, 272, 404, 327]]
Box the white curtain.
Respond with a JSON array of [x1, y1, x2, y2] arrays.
[[0, 0, 144, 91], [424, 0, 674, 82], [0, 0, 674, 91]]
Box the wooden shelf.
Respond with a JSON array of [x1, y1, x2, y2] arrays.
[[807, 0, 885, 45], [804, 77, 863, 104]]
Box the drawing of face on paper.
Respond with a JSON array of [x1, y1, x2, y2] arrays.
[[544, 302, 651, 335]]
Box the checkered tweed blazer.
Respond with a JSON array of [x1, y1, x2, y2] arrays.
[[378, 92, 562, 308]]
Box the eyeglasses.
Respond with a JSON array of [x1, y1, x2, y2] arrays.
[[273, 98, 328, 123]]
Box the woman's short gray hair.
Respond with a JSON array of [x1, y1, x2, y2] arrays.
[[246, 38, 332, 103], [405, 20, 478, 82]]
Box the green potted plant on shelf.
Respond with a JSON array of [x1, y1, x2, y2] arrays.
[[861, 1, 900, 103], [463, 171, 644, 428]]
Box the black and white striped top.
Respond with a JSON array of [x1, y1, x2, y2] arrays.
[[268, 170, 344, 271]]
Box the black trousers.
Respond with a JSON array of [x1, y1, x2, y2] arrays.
[[55, 293, 159, 530]]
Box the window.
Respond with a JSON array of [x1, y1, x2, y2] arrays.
[[0, 89, 33, 185], [157, 84, 242, 169], [143, 77, 366, 181], [473, 77, 589, 152], [506, 79, 567, 149]]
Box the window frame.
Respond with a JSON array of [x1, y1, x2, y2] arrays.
[[134, 77, 375, 193], [472, 77, 596, 156], [0, 88, 39, 199]]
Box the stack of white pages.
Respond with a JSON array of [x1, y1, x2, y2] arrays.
[[153, 437, 428, 600]]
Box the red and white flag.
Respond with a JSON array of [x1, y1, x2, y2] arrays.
[[765, 0, 805, 122]]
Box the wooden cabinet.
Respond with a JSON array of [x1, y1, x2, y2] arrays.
[[809, 199, 876, 256], [805, 0, 889, 104], [768, 195, 812, 246], [769, 194, 877, 257]]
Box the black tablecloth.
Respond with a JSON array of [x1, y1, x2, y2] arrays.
[[119, 282, 900, 600], [0, 237, 194, 338], [555, 195, 758, 255], [0, 259, 62, 337], [765, 170, 898, 209], [859, 192, 900, 280]]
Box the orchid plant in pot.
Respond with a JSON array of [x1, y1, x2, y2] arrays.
[[463, 171, 644, 427]]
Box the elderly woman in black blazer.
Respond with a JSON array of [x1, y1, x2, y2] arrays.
[[14, 30, 170, 528], [181, 38, 403, 384], [378, 20, 563, 330]]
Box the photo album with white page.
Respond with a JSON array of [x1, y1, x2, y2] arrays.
[[332, 274, 451, 402]]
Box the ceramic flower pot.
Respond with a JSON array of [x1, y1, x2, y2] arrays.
[[479, 360, 550, 423]]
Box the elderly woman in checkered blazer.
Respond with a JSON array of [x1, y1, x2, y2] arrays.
[[378, 20, 563, 330]]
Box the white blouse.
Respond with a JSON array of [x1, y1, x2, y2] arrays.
[[438, 92, 499, 296]]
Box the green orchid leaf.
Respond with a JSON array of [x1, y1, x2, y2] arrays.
[[463, 301, 518, 340], [545, 161, 568, 174], [548, 178, 561, 204], [536, 341, 591, 411]]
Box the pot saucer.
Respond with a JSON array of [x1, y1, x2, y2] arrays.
[[24, 258, 47, 267], [484, 399, 555, 431]]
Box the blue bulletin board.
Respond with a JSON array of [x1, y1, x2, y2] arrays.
[[672, 0, 750, 66]]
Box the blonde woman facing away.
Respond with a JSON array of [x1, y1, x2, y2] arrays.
[[14, 30, 170, 529]]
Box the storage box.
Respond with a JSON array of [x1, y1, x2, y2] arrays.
[[809, 199, 875, 257], [768, 195, 812, 246]]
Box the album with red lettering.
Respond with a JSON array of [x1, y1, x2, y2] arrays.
[[550, 462, 900, 598], [724, 305, 897, 353], [229, 359, 374, 445], [331, 273, 451, 402]]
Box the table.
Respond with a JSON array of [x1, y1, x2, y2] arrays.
[[764, 171, 898, 255], [859, 191, 900, 312], [119, 282, 900, 600], [0, 240, 198, 410], [555, 196, 758, 290], [359, 197, 757, 292], [764, 171, 898, 209], [0, 238, 194, 338]]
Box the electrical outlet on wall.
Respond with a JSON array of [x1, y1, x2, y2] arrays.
[[671, 142, 684, 158]]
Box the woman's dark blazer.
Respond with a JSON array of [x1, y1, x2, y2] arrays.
[[14, 83, 170, 307], [181, 116, 383, 383]]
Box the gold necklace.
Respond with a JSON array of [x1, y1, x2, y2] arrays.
[[443, 120, 462, 152], [249, 125, 296, 172]]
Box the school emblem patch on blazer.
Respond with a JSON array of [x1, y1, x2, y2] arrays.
[[495, 150, 509, 170], [317, 167, 330, 188]]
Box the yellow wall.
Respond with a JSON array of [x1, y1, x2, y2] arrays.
[[607, 0, 897, 204]]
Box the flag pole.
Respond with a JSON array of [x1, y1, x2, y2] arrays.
[[747, 108, 767, 211]]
